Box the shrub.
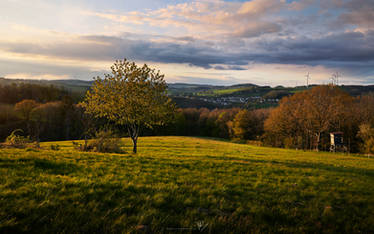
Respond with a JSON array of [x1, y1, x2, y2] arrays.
[[3, 129, 36, 148], [72, 140, 92, 152], [73, 129, 123, 153], [50, 144, 60, 151]]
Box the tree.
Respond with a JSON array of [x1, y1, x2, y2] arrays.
[[14, 99, 39, 136], [30, 101, 64, 141], [232, 109, 269, 140], [232, 110, 255, 140], [264, 85, 353, 151], [357, 123, 374, 155], [82, 59, 175, 153]]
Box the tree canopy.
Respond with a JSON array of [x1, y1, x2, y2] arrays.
[[82, 59, 175, 153], [264, 85, 354, 151]]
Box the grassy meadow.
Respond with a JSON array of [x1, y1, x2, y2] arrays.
[[0, 136, 373, 233]]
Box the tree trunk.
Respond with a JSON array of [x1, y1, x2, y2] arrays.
[[132, 137, 137, 154], [315, 132, 321, 151], [128, 124, 139, 154]]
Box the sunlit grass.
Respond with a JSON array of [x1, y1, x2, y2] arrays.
[[1, 136, 373, 233]]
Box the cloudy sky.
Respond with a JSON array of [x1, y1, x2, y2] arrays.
[[0, 0, 373, 86]]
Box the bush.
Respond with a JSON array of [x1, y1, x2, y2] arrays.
[[50, 144, 60, 151], [73, 129, 123, 153], [3, 129, 36, 148]]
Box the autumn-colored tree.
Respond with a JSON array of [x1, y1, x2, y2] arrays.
[[264, 95, 305, 148], [354, 94, 374, 153], [356, 94, 374, 125], [357, 123, 374, 155], [233, 110, 256, 140], [233, 109, 271, 140], [14, 99, 39, 135], [303, 85, 353, 150], [214, 108, 240, 138], [264, 85, 354, 151], [82, 59, 175, 153], [30, 101, 64, 141]]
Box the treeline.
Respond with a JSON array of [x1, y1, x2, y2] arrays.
[[0, 83, 270, 142], [1, 83, 374, 154], [0, 83, 71, 104], [0, 101, 270, 143], [264, 85, 374, 153], [0, 83, 86, 141], [0, 99, 87, 141], [152, 108, 270, 140]]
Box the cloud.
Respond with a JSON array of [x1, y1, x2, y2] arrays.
[[213, 65, 247, 71], [1, 29, 373, 75], [237, 0, 284, 16], [233, 22, 282, 38], [88, 0, 286, 39], [172, 76, 242, 85], [0, 58, 104, 80], [0, 0, 373, 85], [5, 73, 70, 80], [288, 0, 314, 11], [338, 0, 374, 29]]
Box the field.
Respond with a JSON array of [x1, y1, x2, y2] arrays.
[[0, 136, 373, 233]]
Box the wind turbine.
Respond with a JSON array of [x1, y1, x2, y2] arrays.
[[331, 72, 340, 86], [305, 72, 311, 88]]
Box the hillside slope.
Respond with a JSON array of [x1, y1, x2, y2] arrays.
[[0, 136, 373, 233]]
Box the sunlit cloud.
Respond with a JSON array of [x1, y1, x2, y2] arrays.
[[4, 73, 70, 80], [0, 0, 373, 85]]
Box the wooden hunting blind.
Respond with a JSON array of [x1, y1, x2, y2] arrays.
[[330, 132, 346, 152], [330, 132, 343, 146]]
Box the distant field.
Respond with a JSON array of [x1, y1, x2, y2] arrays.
[[198, 87, 251, 96], [0, 137, 373, 233]]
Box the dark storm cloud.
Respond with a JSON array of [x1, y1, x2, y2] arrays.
[[1, 30, 373, 76], [175, 76, 243, 85], [254, 31, 374, 64]]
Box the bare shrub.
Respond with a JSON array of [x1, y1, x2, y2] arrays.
[[73, 129, 123, 153], [50, 144, 60, 151], [2, 129, 38, 148]]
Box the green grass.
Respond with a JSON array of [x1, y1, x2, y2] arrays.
[[211, 88, 244, 95], [1, 136, 373, 233], [198, 87, 248, 96]]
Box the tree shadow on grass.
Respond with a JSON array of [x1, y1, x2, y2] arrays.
[[204, 155, 374, 177], [0, 158, 82, 175]]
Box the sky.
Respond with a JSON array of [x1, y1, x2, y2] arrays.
[[0, 0, 373, 86]]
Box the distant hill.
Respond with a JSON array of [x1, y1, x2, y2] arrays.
[[1, 78, 374, 109], [0, 78, 93, 93]]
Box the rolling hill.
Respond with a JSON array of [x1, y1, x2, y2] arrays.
[[1, 78, 374, 109], [0, 136, 373, 232]]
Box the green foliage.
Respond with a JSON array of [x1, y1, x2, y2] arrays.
[[358, 123, 374, 154], [88, 129, 123, 153], [232, 109, 269, 140], [0, 82, 70, 105], [73, 129, 123, 153], [83, 59, 175, 128], [0, 104, 18, 124], [82, 59, 175, 153], [0, 137, 373, 233]]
